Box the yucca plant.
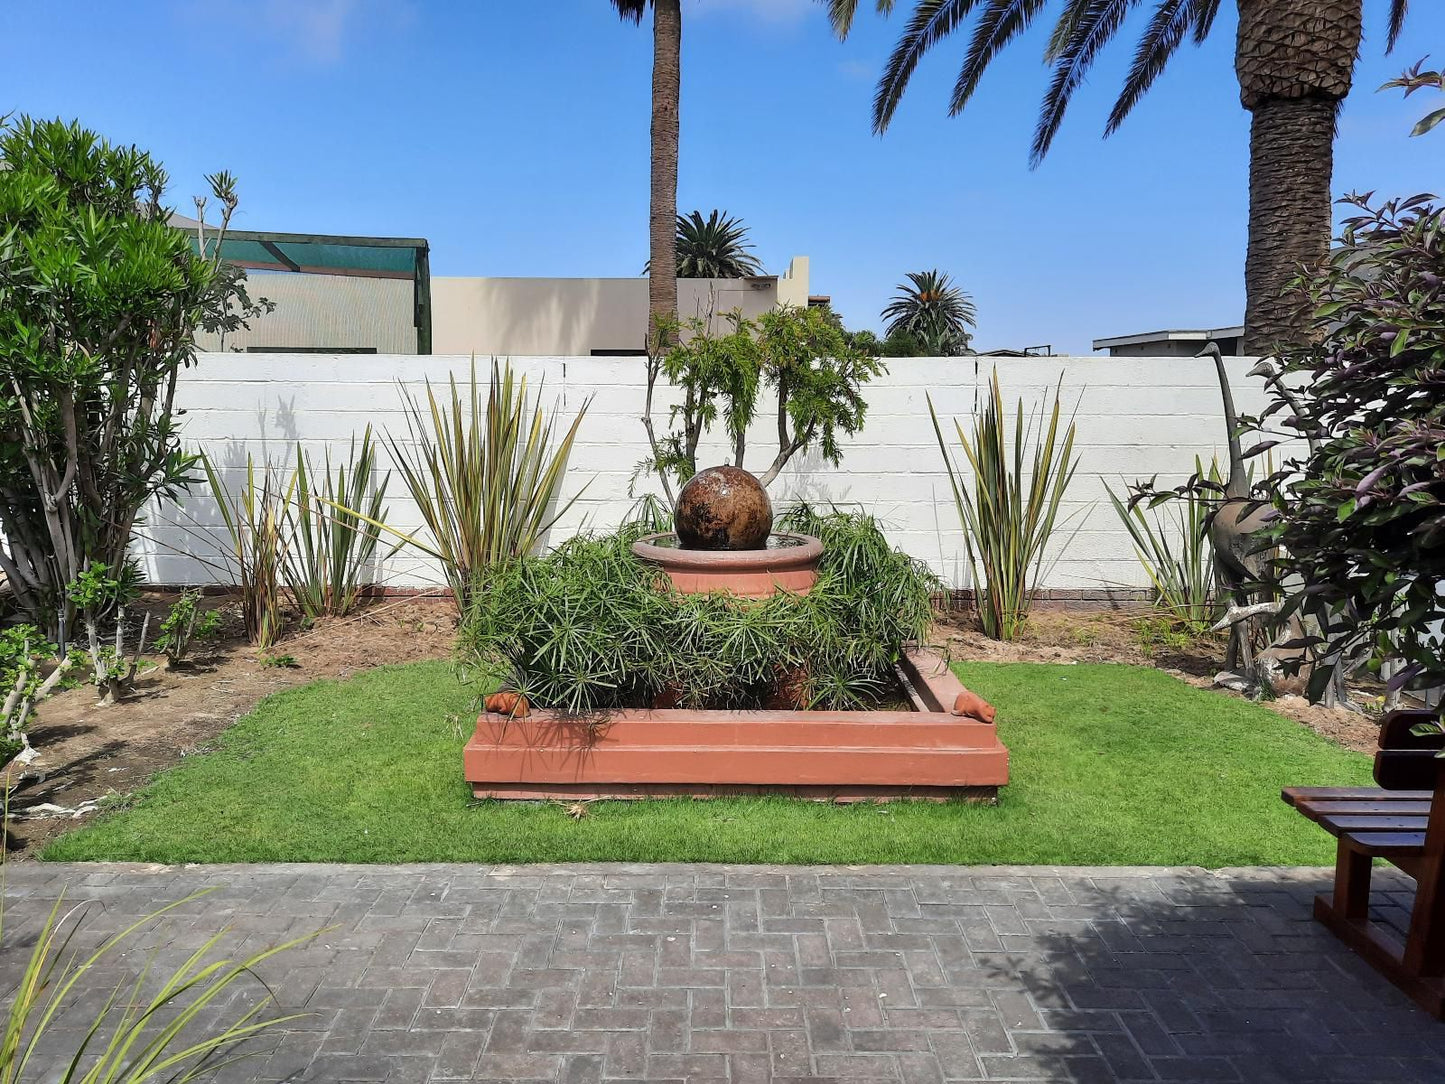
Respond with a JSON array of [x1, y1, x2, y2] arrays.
[[0, 884, 314, 1084], [1106, 456, 1221, 627], [929, 373, 1080, 641], [285, 427, 390, 619], [367, 359, 589, 613], [202, 455, 290, 650]]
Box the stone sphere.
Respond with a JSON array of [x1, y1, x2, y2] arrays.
[[674, 466, 773, 550]]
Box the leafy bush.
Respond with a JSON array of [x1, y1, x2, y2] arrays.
[[0, 626, 71, 765], [65, 563, 149, 704], [1250, 192, 1445, 706], [0, 117, 265, 637], [457, 506, 938, 713], [154, 589, 222, 668], [929, 373, 1080, 641]]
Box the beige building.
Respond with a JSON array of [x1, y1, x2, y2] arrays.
[[432, 257, 813, 356], [1092, 325, 1245, 357]]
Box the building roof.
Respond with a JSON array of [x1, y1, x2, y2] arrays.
[[1091, 326, 1244, 351]]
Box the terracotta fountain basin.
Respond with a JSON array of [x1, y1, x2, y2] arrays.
[[463, 647, 1009, 803], [630, 531, 823, 598]]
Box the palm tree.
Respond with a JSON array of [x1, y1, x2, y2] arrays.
[[646, 210, 765, 277], [613, 0, 682, 343], [882, 269, 977, 355], [825, 1, 1410, 356]]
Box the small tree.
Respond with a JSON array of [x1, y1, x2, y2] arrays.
[[640, 305, 883, 501], [1252, 191, 1445, 711], [0, 117, 264, 636]]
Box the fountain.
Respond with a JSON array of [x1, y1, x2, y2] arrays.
[[630, 466, 823, 597]]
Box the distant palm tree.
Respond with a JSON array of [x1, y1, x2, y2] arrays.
[[882, 270, 976, 356], [612, 0, 682, 343], [647, 210, 764, 278], [824, 0, 1411, 355]]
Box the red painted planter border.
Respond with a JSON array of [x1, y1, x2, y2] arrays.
[[463, 647, 1008, 803]]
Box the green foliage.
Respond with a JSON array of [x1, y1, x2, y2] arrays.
[[646, 209, 763, 278], [154, 589, 222, 667], [65, 563, 147, 701], [642, 305, 884, 497], [43, 660, 1372, 866], [202, 456, 290, 650], [1249, 192, 1445, 706], [1381, 57, 1445, 137], [258, 652, 299, 670], [930, 373, 1080, 641], [373, 359, 589, 615], [0, 885, 313, 1084], [286, 426, 390, 619], [0, 117, 264, 636], [1106, 456, 1220, 625], [457, 507, 937, 714], [0, 625, 70, 759], [881, 269, 976, 356]]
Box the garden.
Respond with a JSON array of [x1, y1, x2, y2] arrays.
[[3, 117, 1436, 876]]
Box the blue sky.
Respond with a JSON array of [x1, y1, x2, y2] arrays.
[[7, 1, 1445, 353]]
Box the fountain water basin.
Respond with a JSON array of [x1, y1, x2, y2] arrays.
[[631, 531, 823, 597]]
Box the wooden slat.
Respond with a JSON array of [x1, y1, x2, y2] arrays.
[[1283, 786, 1432, 805], [1342, 831, 1428, 856], [1304, 801, 1432, 816], [1319, 815, 1429, 833]]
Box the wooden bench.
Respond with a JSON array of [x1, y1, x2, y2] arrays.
[[1283, 708, 1445, 1017]]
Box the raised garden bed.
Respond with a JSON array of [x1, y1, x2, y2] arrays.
[[463, 647, 1009, 802]]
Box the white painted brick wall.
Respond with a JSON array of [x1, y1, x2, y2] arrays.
[[133, 352, 1274, 594]]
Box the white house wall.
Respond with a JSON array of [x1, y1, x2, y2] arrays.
[[136, 352, 1275, 596]]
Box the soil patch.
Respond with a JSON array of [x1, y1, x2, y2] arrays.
[[937, 608, 1384, 754], [5, 595, 456, 857]]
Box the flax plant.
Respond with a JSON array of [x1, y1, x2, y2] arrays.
[[1106, 456, 1221, 627], [0, 883, 316, 1084], [376, 359, 589, 613], [202, 455, 290, 650], [929, 374, 1080, 641], [285, 428, 390, 619]]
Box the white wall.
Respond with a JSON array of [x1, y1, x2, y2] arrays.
[[136, 352, 1271, 596]]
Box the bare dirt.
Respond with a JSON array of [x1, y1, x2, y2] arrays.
[[937, 607, 1384, 754], [4, 595, 456, 857]]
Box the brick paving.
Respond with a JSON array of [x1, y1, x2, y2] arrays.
[[3, 863, 1444, 1083]]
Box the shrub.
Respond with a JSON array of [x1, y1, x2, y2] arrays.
[[154, 589, 222, 668], [0, 117, 265, 637], [65, 563, 149, 705], [202, 456, 290, 650], [0, 626, 71, 765], [457, 507, 938, 713], [929, 372, 1080, 641], [1250, 192, 1445, 708]]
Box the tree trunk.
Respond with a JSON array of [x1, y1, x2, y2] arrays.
[[1234, 0, 1363, 356], [1241, 97, 1337, 356], [648, 0, 681, 346]]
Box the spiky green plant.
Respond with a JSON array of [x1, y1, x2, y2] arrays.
[[929, 373, 1080, 641], [351, 360, 589, 615], [202, 455, 290, 650], [0, 882, 315, 1084], [458, 506, 938, 713], [285, 427, 390, 619], [1106, 456, 1221, 626]]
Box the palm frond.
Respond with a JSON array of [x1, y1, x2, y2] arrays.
[[610, 0, 647, 24], [1031, 0, 1140, 166], [948, 0, 1052, 117], [1386, 0, 1409, 53], [1105, 0, 1218, 135], [874, 0, 986, 133], [824, 0, 898, 39]]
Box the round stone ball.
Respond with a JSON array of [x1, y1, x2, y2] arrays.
[[674, 465, 774, 550]]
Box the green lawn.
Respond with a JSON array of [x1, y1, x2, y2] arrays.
[[42, 660, 1371, 866]]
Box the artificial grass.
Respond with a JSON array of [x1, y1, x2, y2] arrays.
[[41, 660, 1371, 867]]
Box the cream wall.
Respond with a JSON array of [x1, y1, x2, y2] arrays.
[[432, 258, 812, 356], [196, 273, 416, 354]]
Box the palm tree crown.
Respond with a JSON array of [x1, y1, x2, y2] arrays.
[[674, 209, 764, 278], [882, 269, 976, 356], [825, 0, 1409, 166]]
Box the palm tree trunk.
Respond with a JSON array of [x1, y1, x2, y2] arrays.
[[1241, 96, 1336, 356], [648, 0, 681, 345], [1234, 0, 1363, 357]]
